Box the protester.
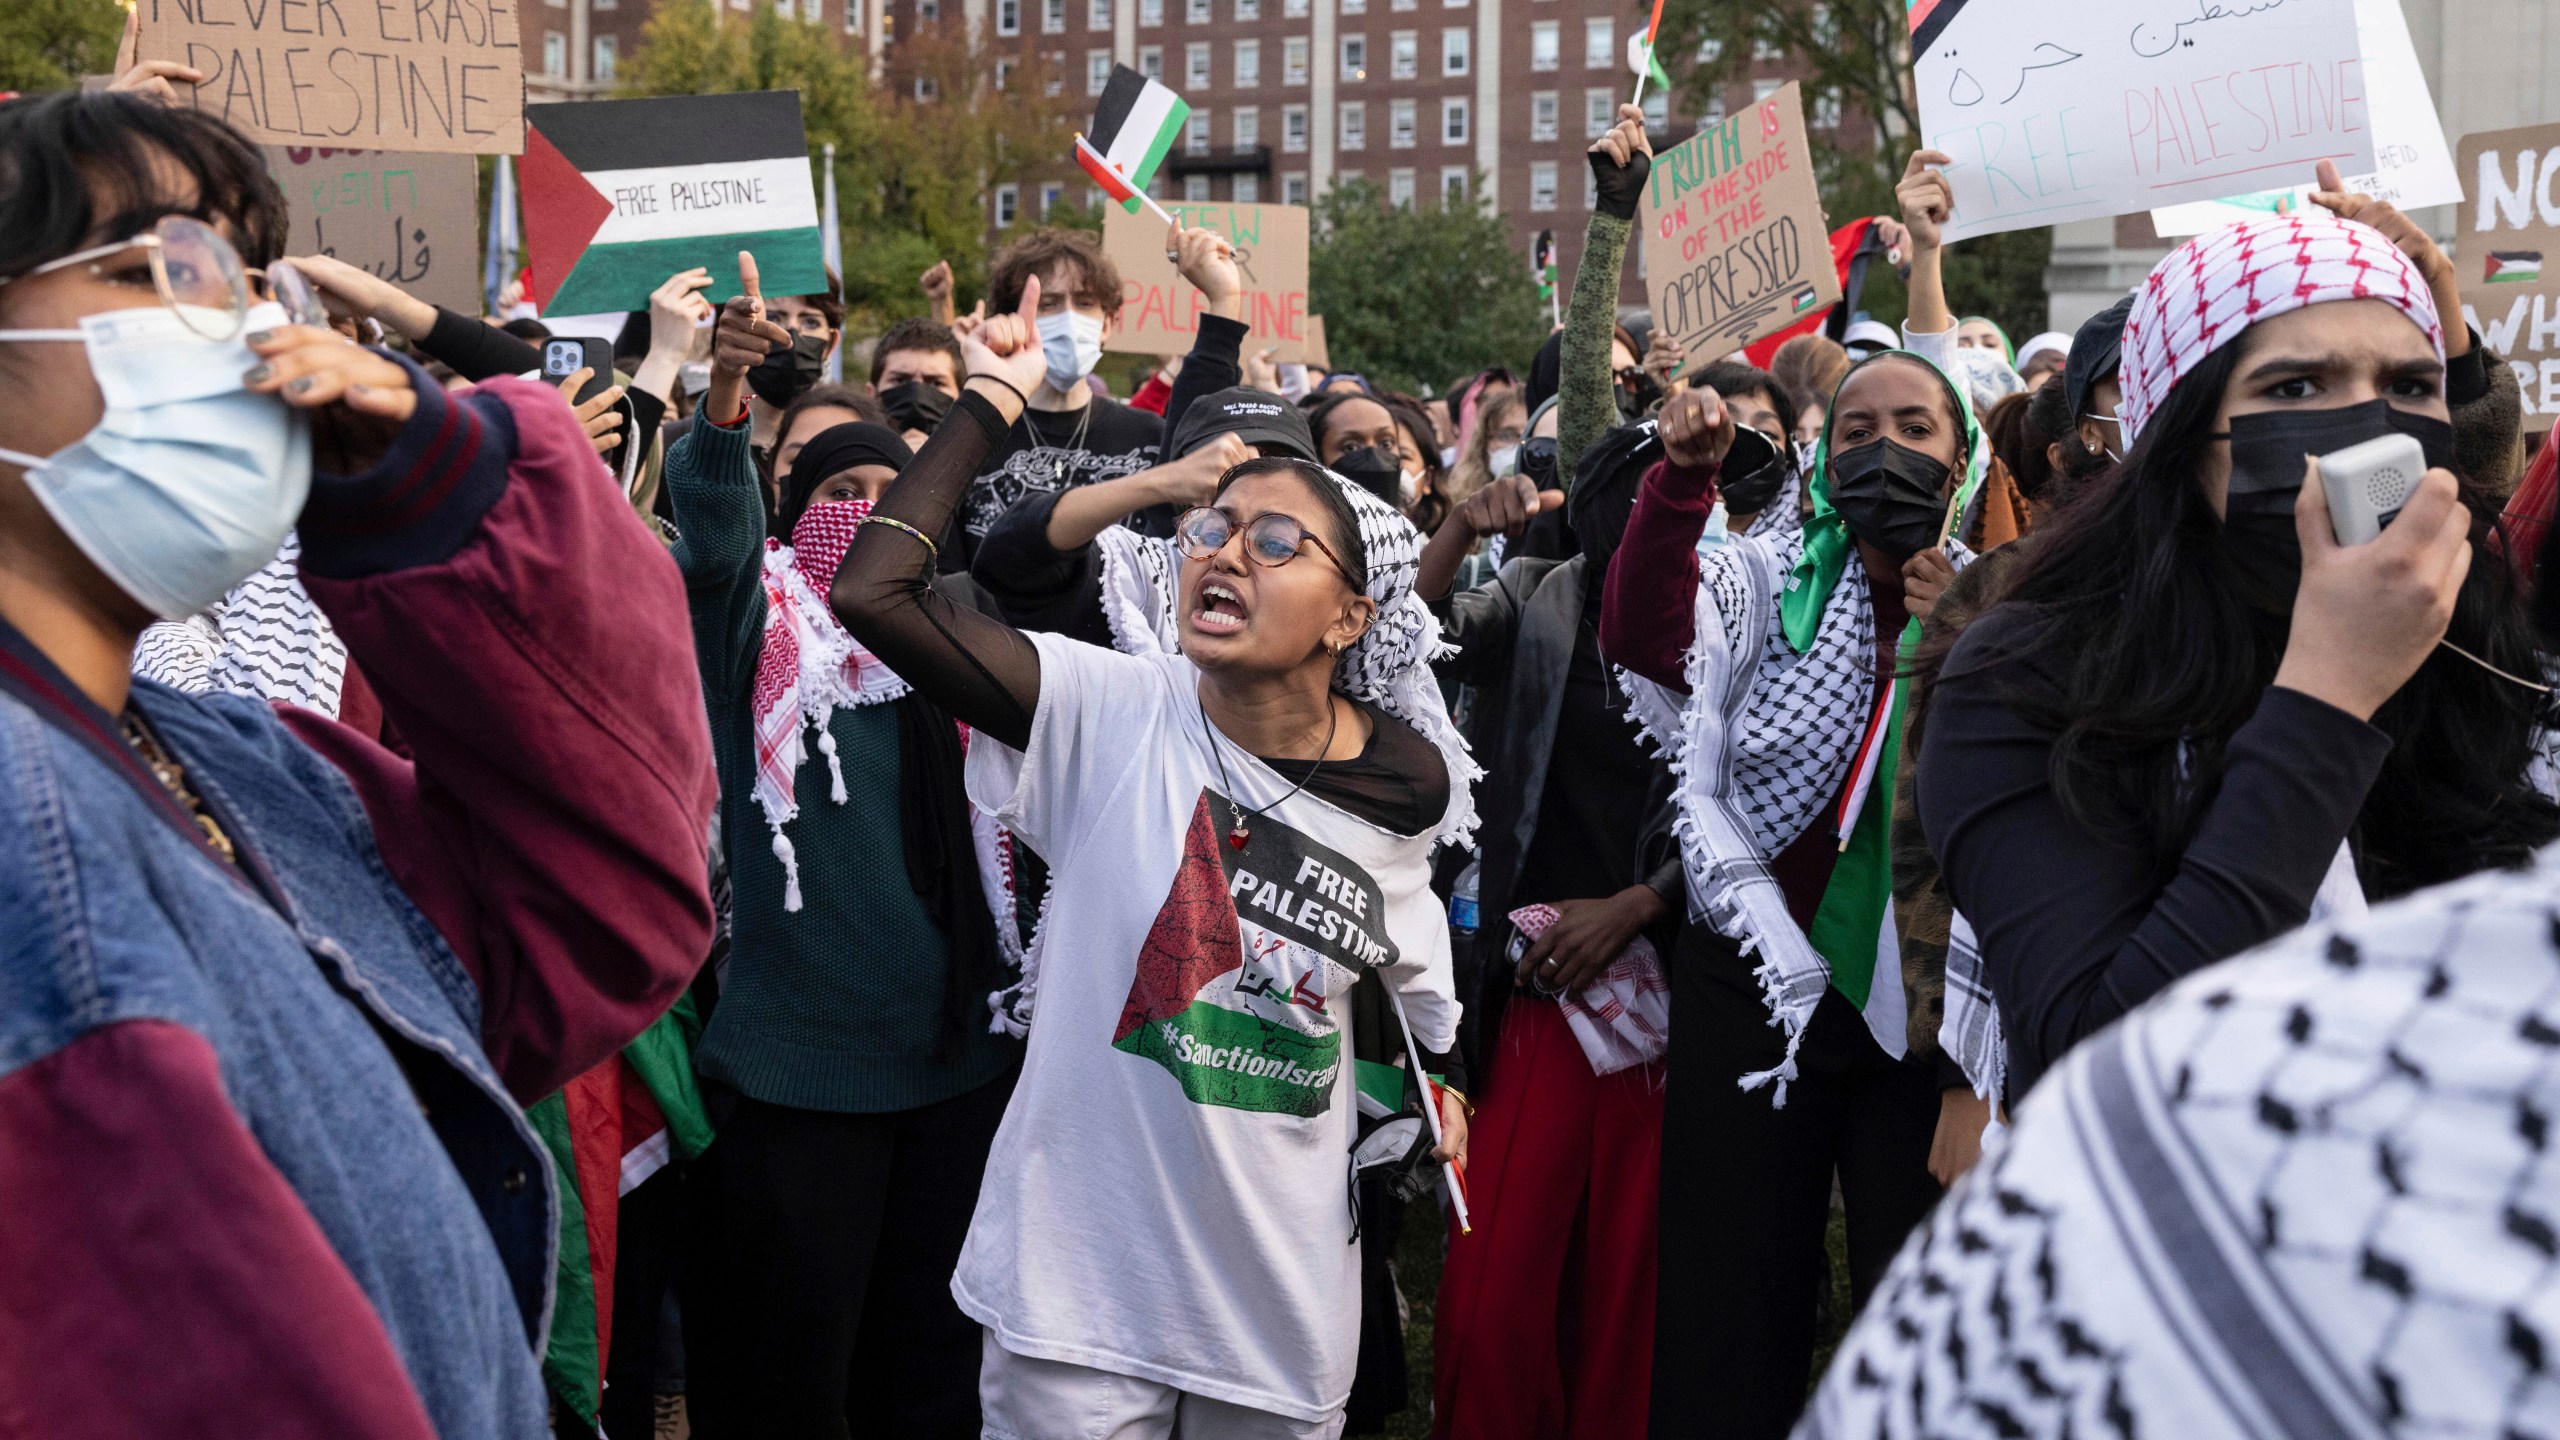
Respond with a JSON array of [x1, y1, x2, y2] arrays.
[[1770, 333, 1850, 415], [664, 260, 1018, 1438], [1603, 330, 1988, 1436], [1446, 389, 1526, 511], [1952, 315, 2012, 362], [956, 229, 1162, 560], [1915, 208, 2560, 1107], [1424, 105, 1682, 1440], [870, 316, 966, 446], [0, 88, 715, 1436], [833, 276, 1473, 1440], [1841, 318, 1897, 361], [1692, 359, 1802, 535], [774, 382, 892, 482], [2013, 329, 2069, 391], [1310, 389, 1437, 511]]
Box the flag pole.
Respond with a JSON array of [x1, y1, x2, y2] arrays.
[[1629, 0, 1668, 108], [820, 142, 843, 384], [1385, 986, 1472, 1235], [1076, 132, 1184, 229]]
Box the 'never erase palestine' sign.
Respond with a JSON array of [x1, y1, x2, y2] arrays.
[[136, 0, 523, 154], [2457, 121, 2560, 437], [1102, 202, 1317, 362], [1638, 82, 1839, 361], [1909, 0, 2375, 241], [522, 92, 828, 318]]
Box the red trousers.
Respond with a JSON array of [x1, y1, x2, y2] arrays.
[[1431, 996, 1662, 1440]]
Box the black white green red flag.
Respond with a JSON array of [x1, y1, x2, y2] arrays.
[[1078, 65, 1188, 215]]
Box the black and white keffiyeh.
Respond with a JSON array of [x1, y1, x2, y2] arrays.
[[1800, 843, 2560, 1440], [133, 533, 347, 715], [1619, 525, 1879, 1101], [1093, 525, 1188, 657]]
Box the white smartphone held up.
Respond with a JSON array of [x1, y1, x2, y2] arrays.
[[2317, 432, 2427, 547]]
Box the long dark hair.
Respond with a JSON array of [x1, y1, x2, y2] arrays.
[[1946, 339, 2560, 900]]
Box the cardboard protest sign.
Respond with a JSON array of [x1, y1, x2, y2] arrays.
[[2150, 0, 2457, 236], [134, 0, 523, 154], [521, 92, 827, 318], [1103, 202, 1317, 362], [1908, 0, 2373, 242], [266, 147, 481, 315], [2457, 121, 2560, 436], [1303, 314, 1330, 369], [1637, 82, 1839, 362]]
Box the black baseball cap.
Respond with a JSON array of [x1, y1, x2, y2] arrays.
[[2062, 293, 2135, 424], [1166, 386, 1319, 462]]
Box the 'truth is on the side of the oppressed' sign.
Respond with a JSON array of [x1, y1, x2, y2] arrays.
[[1638, 81, 1839, 362], [136, 0, 525, 155]]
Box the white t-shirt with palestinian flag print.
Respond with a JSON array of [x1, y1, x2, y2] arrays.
[[955, 631, 1460, 1423]]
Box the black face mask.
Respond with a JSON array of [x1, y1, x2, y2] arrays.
[[746, 331, 830, 409], [1616, 368, 1662, 419], [2215, 400, 2458, 611], [1332, 445, 1403, 505], [1717, 427, 1790, 516], [1826, 437, 1951, 560], [1518, 436, 1560, 490], [877, 380, 954, 436]]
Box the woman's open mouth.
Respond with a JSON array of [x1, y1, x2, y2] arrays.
[[1191, 579, 1248, 633]]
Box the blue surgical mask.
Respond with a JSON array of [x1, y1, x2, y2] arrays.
[[1035, 309, 1105, 393], [0, 301, 311, 620]]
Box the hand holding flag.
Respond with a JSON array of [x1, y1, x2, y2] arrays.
[[1078, 64, 1192, 225]]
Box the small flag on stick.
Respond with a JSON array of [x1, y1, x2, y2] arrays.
[[1533, 229, 1559, 326], [1628, 0, 1669, 107], [1080, 64, 1189, 223]]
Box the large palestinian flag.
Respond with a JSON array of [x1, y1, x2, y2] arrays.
[[521, 91, 828, 318]]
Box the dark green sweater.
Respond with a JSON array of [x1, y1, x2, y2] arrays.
[[668, 416, 1014, 1113]]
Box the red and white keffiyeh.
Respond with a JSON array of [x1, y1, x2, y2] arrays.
[[2119, 213, 2443, 442], [752, 499, 914, 909]]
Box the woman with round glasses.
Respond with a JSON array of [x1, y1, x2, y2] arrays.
[[833, 276, 1476, 1440], [0, 91, 716, 1437]]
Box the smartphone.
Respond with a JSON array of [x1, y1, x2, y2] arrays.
[[541, 337, 616, 407], [2317, 432, 2426, 547]]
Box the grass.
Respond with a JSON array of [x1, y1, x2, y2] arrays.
[[1367, 1197, 1855, 1438]]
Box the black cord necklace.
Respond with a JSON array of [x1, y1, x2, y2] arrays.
[[1198, 686, 1339, 850]]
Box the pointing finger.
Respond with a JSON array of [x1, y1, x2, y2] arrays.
[[1016, 273, 1043, 329]]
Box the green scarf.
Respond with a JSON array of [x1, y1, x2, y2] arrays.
[[1778, 350, 1985, 1007]]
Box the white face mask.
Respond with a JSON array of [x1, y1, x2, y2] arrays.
[[1488, 443, 1520, 478], [0, 302, 311, 621], [1035, 309, 1105, 393], [1399, 464, 1424, 507]]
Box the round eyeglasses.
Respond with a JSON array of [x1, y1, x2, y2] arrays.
[[1175, 505, 1356, 586], [1, 216, 324, 341]]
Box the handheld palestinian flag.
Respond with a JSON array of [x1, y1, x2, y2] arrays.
[[2486, 251, 2543, 284], [521, 91, 828, 317], [1081, 65, 1189, 213]]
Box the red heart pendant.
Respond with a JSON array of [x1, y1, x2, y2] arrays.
[[1228, 826, 1250, 850]]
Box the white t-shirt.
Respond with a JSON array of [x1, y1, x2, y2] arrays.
[[955, 632, 1460, 1423]]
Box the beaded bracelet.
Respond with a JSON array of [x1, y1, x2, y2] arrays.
[[859, 514, 941, 567]]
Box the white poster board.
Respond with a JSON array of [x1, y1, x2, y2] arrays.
[[2150, 0, 2458, 236], [1910, 0, 2375, 242]]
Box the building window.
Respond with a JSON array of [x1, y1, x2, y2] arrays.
[[595, 0, 616, 10], [1441, 166, 1467, 205], [1530, 91, 1557, 141], [1185, 174, 1213, 200], [918, 73, 942, 100], [1185, 0, 1208, 22], [541, 31, 564, 75], [1643, 89, 1669, 131], [1186, 110, 1211, 154], [1089, 0, 1110, 23], [996, 0, 1019, 30], [995, 56, 1015, 87], [1389, 31, 1416, 79], [1235, 0, 1257, 16], [1283, 171, 1308, 204], [1040, 181, 1065, 215], [919, 0, 939, 21], [1812, 89, 1841, 129], [1339, 102, 1365, 148], [1584, 88, 1612, 138], [1284, 0, 1306, 14], [1186, 41, 1210, 87], [1282, 104, 1308, 150], [1042, 52, 1061, 94], [1388, 97, 1416, 148], [1388, 168, 1416, 208], [1233, 105, 1259, 145], [1697, 35, 1721, 61], [1234, 174, 1259, 201], [1337, 168, 1363, 189], [1138, 44, 1162, 78], [1339, 34, 1366, 80], [1088, 50, 1111, 93], [1583, 17, 1611, 67], [1528, 160, 1557, 210], [1234, 38, 1260, 85], [1752, 35, 1781, 61], [1391, 0, 1413, 11], [995, 183, 1020, 226], [1340, 0, 1363, 12], [1529, 21, 1557, 70], [1042, 0, 1064, 29], [1700, 93, 1725, 124], [1086, 185, 1106, 208], [591, 34, 617, 78], [1139, 0, 1161, 21], [1283, 36, 1309, 83], [1752, 77, 1780, 102], [1441, 96, 1467, 145], [1441, 27, 1468, 75]]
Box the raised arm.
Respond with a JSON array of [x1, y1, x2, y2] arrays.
[[293, 253, 542, 383], [1560, 104, 1652, 482], [1158, 222, 1250, 452], [833, 280, 1055, 748], [1897, 150, 1957, 351]]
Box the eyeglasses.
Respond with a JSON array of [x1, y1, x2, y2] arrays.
[[0, 216, 324, 340], [1175, 505, 1356, 585]]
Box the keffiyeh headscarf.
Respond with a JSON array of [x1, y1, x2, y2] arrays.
[[2120, 213, 2444, 441]]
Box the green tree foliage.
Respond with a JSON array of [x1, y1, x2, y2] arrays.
[[0, 0, 125, 94], [1648, 0, 2050, 339], [625, 2, 1076, 328], [1308, 179, 1544, 396]]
